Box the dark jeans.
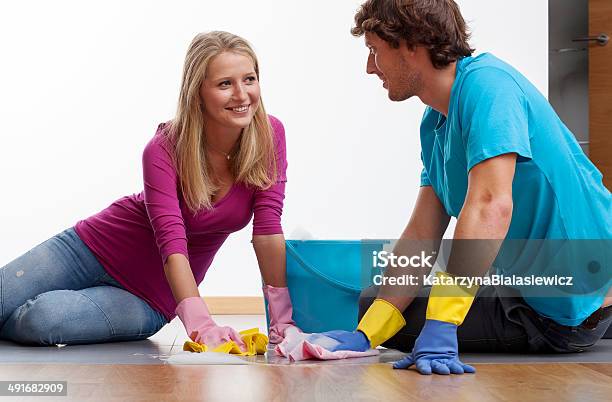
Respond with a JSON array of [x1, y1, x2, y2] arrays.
[[359, 285, 612, 353]]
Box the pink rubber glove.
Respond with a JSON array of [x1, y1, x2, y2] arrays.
[[175, 296, 246, 350], [263, 285, 300, 344]]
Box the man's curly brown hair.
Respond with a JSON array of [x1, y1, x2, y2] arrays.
[[351, 0, 474, 69]]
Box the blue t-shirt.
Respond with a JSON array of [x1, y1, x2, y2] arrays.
[[420, 53, 611, 326]]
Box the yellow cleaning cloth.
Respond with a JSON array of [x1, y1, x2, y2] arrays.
[[183, 328, 269, 356]]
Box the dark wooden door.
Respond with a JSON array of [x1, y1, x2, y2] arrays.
[[590, 0, 612, 190]]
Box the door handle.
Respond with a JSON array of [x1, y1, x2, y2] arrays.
[[572, 34, 609, 46]]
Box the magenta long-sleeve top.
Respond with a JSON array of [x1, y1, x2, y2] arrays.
[[74, 115, 287, 321]]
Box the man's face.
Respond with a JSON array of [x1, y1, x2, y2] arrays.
[[364, 32, 422, 102]]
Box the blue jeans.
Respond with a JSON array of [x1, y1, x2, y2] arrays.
[[0, 227, 168, 345]]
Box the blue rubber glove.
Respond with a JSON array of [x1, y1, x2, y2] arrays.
[[393, 319, 475, 375], [317, 330, 371, 352]]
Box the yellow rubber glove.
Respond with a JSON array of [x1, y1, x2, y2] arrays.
[[426, 271, 479, 325], [183, 328, 269, 356], [356, 299, 406, 348]]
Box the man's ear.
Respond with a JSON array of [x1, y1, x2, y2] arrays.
[[398, 39, 418, 57]]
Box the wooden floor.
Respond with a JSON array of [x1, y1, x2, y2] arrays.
[[1, 363, 611, 402]]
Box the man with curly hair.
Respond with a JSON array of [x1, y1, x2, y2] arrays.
[[314, 0, 612, 375]]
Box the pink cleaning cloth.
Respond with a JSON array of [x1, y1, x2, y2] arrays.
[[275, 327, 379, 362]]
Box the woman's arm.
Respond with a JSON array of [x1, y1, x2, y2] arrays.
[[142, 128, 190, 265], [163, 253, 200, 302], [142, 133, 198, 304], [252, 234, 287, 286], [142, 128, 244, 347], [251, 116, 297, 343], [254, 233, 298, 343], [252, 117, 288, 285], [165, 254, 245, 348]]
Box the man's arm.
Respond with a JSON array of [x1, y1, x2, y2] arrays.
[[391, 153, 517, 374], [341, 185, 450, 350], [331, 154, 518, 354], [446, 153, 516, 278], [402, 185, 451, 241], [379, 153, 516, 312], [377, 185, 451, 311]]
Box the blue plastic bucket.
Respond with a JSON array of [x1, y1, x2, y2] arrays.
[[265, 240, 389, 333]]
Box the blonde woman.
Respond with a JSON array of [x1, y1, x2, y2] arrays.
[[0, 31, 299, 349]]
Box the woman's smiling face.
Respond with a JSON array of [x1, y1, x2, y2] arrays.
[[200, 51, 261, 131]]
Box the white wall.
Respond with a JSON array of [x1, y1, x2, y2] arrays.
[[0, 0, 548, 296]]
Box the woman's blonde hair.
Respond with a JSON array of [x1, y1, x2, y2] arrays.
[[166, 31, 277, 213]]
